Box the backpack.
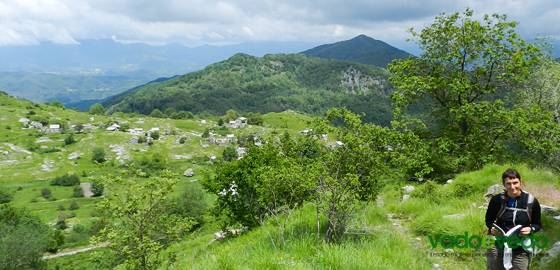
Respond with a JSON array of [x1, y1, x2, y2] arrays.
[[496, 191, 535, 223]]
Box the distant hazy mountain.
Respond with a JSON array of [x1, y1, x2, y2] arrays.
[[0, 39, 319, 80], [104, 53, 394, 126], [301, 35, 412, 68], [0, 71, 144, 104]]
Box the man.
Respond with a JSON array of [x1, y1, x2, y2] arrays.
[[485, 168, 542, 270]]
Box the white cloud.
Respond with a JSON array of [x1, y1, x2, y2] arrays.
[[0, 0, 558, 49]]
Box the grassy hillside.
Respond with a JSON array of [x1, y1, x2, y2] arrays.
[[301, 35, 413, 68], [103, 53, 394, 126], [2, 93, 559, 269]]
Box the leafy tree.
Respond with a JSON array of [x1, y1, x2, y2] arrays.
[[247, 112, 263, 125], [0, 205, 58, 269], [186, 111, 194, 119], [91, 180, 104, 197], [166, 184, 208, 228], [388, 9, 543, 173], [217, 118, 224, 126], [92, 169, 195, 270], [51, 101, 65, 109], [149, 109, 165, 118], [222, 146, 238, 162], [89, 103, 105, 115], [91, 147, 106, 163], [163, 108, 176, 117], [307, 108, 426, 243], [224, 109, 240, 122], [202, 128, 210, 138]]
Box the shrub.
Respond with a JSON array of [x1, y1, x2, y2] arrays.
[[0, 189, 13, 204], [50, 174, 80, 186], [150, 109, 165, 118], [91, 181, 104, 197], [69, 201, 79, 210], [179, 137, 186, 144], [138, 136, 147, 144], [58, 205, 65, 211], [150, 131, 160, 140], [64, 132, 76, 145], [72, 186, 84, 198], [41, 188, 52, 199], [222, 146, 238, 162], [89, 217, 110, 236], [91, 147, 105, 163], [167, 184, 209, 228]]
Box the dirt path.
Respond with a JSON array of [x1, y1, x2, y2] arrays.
[[81, 182, 93, 197], [43, 243, 108, 260]]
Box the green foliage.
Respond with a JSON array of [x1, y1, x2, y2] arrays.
[[217, 118, 224, 126], [0, 189, 12, 204], [90, 180, 104, 197], [224, 109, 240, 122], [163, 107, 176, 117], [247, 112, 263, 125], [171, 110, 190, 119], [92, 169, 195, 270], [140, 153, 167, 171], [72, 186, 84, 198], [50, 173, 80, 186], [69, 201, 79, 210], [137, 136, 147, 144], [179, 137, 186, 144], [222, 146, 238, 162], [119, 123, 130, 131], [150, 109, 165, 118], [388, 8, 554, 174], [64, 132, 76, 145], [0, 205, 58, 269], [41, 188, 52, 199], [149, 130, 160, 140], [166, 184, 209, 228], [51, 101, 65, 109], [91, 147, 105, 163], [89, 103, 105, 115]]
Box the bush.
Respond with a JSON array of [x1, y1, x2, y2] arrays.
[[64, 132, 76, 145], [0, 189, 13, 204], [58, 205, 65, 211], [179, 137, 186, 144], [69, 201, 79, 210], [167, 184, 208, 228], [50, 174, 80, 186], [150, 131, 160, 140], [150, 109, 165, 118], [91, 147, 105, 163], [91, 181, 104, 197], [222, 146, 238, 162], [41, 188, 52, 199], [138, 136, 147, 144], [88, 218, 110, 236], [72, 186, 84, 198]]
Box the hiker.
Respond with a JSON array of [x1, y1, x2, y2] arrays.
[[485, 168, 542, 270]]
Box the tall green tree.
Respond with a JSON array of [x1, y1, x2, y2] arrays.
[[89, 103, 105, 115], [92, 169, 194, 270], [389, 9, 542, 172]]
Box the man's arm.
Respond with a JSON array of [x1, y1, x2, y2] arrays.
[[485, 195, 501, 231], [531, 198, 542, 232]]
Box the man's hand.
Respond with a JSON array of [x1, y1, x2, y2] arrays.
[[490, 227, 502, 236], [519, 227, 531, 236]]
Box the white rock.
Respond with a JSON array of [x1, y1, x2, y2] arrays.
[[553, 215, 560, 222], [446, 179, 453, 184], [443, 214, 465, 219], [184, 168, 194, 177], [402, 185, 415, 192], [541, 205, 559, 215], [402, 194, 410, 202], [445, 249, 454, 253]]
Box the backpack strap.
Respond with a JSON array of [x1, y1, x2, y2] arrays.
[[496, 192, 507, 220], [525, 192, 534, 223]]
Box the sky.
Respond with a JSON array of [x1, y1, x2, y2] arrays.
[[1, 0, 559, 55]]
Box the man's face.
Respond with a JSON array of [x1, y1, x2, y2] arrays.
[[504, 177, 522, 198]]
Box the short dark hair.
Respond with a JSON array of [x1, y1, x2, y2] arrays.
[[502, 168, 521, 184]]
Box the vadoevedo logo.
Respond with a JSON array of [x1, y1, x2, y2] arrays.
[[429, 232, 548, 249]]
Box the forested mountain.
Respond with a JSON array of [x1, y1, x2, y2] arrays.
[[0, 72, 144, 104], [301, 35, 413, 68], [104, 53, 394, 125]]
